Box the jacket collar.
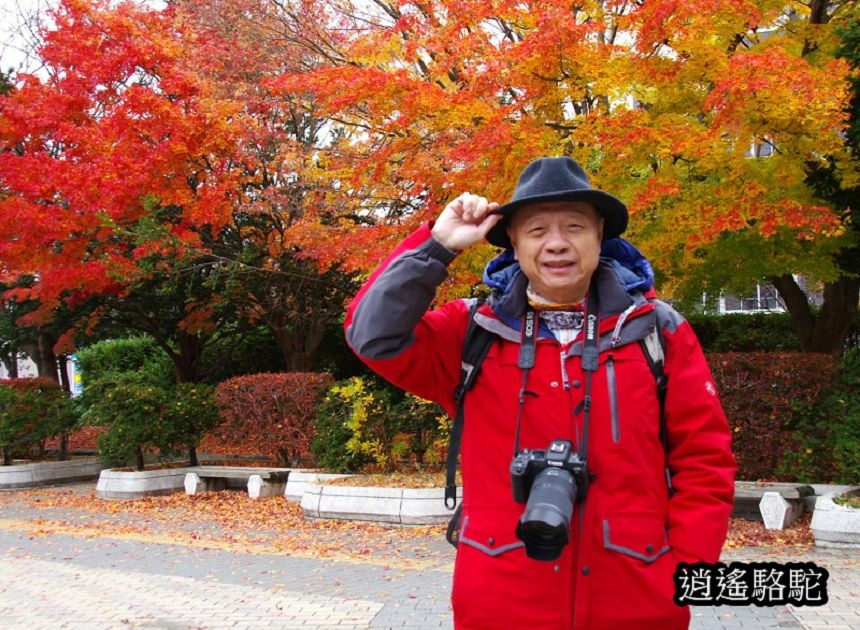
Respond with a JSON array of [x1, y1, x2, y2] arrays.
[[491, 262, 639, 317], [479, 261, 651, 344]]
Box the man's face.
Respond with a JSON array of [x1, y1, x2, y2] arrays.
[[507, 201, 604, 304]]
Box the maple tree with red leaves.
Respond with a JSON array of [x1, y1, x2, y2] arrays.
[[266, 0, 858, 350], [1, 0, 856, 364], [0, 0, 247, 377], [0, 0, 355, 377]]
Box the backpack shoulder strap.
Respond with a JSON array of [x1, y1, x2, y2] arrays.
[[454, 298, 497, 403], [445, 297, 496, 512], [638, 303, 673, 494]]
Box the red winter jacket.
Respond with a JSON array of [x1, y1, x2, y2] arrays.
[[345, 224, 736, 630]]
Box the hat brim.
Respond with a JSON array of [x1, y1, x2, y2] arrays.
[[485, 189, 628, 249]]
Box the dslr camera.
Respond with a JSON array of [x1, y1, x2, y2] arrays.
[[510, 439, 589, 561]]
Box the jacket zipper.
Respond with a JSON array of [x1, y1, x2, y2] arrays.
[[607, 356, 620, 443], [560, 348, 570, 390]]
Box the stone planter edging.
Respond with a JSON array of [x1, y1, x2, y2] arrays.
[[0, 457, 108, 490], [810, 491, 860, 548], [300, 482, 462, 525], [96, 467, 189, 500], [284, 470, 355, 502]]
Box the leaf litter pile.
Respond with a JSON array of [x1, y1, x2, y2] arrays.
[[0, 483, 813, 568], [0, 485, 451, 569]]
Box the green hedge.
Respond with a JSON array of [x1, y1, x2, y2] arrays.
[[687, 313, 799, 352], [777, 348, 860, 484], [77, 337, 218, 469], [0, 378, 77, 464]]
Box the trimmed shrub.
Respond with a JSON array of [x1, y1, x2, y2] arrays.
[[311, 376, 448, 473], [75, 336, 173, 387], [215, 372, 333, 466], [76, 337, 219, 469], [778, 348, 860, 484], [312, 381, 374, 473], [687, 313, 800, 352], [0, 378, 77, 465], [84, 371, 170, 469], [163, 383, 220, 465], [708, 352, 838, 481]]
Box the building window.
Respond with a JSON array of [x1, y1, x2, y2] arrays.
[[719, 284, 784, 313]]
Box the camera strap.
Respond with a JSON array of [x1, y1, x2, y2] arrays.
[[579, 287, 600, 463], [512, 306, 538, 456], [512, 287, 599, 463]]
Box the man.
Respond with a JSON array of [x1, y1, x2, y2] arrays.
[[345, 156, 736, 629]]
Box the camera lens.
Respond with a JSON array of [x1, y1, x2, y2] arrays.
[[516, 467, 576, 561]]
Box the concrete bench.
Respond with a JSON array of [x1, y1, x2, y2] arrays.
[[184, 466, 290, 499], [733, 481, 814, 530]]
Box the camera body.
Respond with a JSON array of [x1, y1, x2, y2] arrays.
[[509, 439, 589, 561], [510, 439, 588, 504]]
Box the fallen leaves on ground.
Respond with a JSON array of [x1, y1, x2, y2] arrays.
[[724, 513, 814, 550], [0, 486, 450, 568], [326, 470, 459, 488], [0, 485, 815, 564]]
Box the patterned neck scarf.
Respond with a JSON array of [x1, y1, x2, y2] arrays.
[[526, 285, 585, 344]]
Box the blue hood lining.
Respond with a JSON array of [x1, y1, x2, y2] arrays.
[[483, 237, 654, 298]]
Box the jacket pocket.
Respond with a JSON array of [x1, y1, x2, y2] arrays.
[[452, 508, 571, 629], [602, 513, 671, 563], [589, 512, 688, 629], [458, 514, 524, 556]]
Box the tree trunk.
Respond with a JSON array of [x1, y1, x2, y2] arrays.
[[172, 332, 207, 383], [1, 352, 18, 378], [136, 446, 145, 471], [270, 312, 327, 373], [35, 331, 60, 382], [2, 447, 11, 466], [771, 274, 860, 354], [188, 445, 198, 467], [57, 355, 71, 394], [59, 432, 69, 461]]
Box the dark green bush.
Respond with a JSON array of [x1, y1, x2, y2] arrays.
[[709, 352, 838, 481], [779, 348, 860, 484], [85, 371, 170, 469], [199, 326, 286, 384], [688, 313, 800, 352], [163, 383, 220, 464], [0, 378, 77, 465], [77, 337, 220, 469]]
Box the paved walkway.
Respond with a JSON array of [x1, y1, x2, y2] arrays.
[[0, 485, 857, 629]]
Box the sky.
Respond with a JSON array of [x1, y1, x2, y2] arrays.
[[0, 0, 165, 76], [0, 0, 52, 74]]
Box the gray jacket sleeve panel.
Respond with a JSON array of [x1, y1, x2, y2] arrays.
[[653, 299, 685, 334], [346, 235, 457, 360]]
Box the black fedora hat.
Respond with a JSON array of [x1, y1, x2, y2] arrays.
[[486, 156, 628, 248]]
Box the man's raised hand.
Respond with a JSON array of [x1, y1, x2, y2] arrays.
[[431, 193, 502, 252]]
